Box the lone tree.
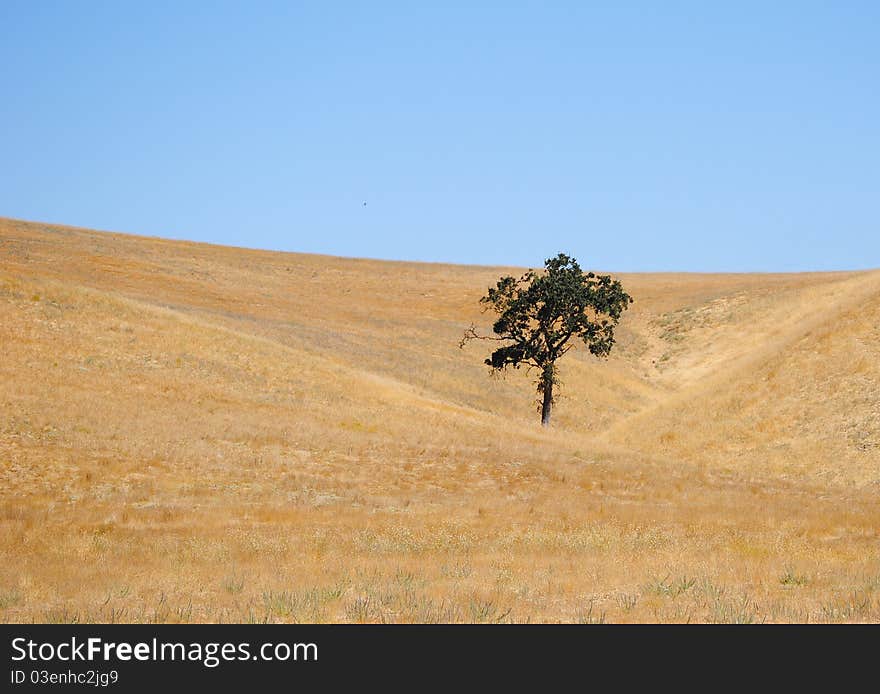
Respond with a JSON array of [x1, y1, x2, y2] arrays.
[[461, 253, 632, 427]]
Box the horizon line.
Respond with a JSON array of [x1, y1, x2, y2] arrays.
[[2, 214, 875, 276]]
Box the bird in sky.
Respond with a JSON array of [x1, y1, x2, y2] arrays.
[[362, 201, 367, 207]]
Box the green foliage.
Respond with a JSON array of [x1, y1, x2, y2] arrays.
[[462, 253, 632, 422]]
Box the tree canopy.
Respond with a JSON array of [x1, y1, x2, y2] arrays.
[[461, 253, 633, 426]]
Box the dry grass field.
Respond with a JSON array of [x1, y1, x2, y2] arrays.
[[1, 216, 879, 623]]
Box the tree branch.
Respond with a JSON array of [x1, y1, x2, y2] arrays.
[[459, 324, 506, 349]]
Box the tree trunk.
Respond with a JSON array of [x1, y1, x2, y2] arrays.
[[540, 369, 553, 427]]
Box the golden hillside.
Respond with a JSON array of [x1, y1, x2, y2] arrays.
[[1, 216, 878, 623]]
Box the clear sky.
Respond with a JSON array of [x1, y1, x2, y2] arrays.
[[1, 2, 878, 271]]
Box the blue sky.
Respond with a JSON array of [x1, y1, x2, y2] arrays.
[[1, 2, 878, 271]]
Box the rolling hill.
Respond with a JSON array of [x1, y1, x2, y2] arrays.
[[1, 216, 878, 623]]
